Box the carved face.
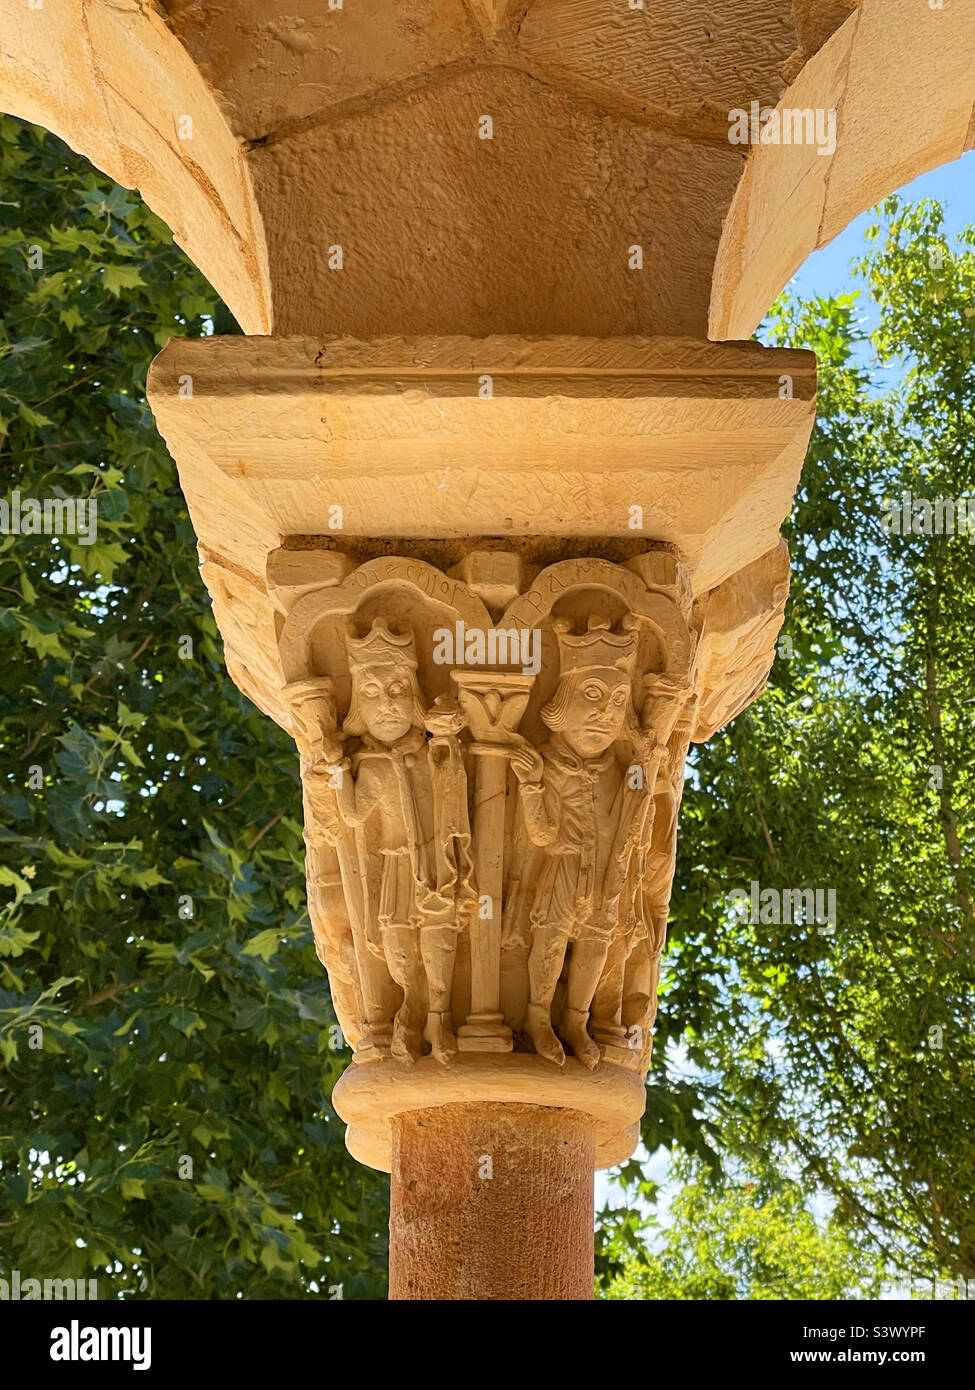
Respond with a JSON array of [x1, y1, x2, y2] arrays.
[[354, 664, 417, 744], [558, 669, 630, 758]]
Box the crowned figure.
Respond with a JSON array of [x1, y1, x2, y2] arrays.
[[504, 616, 649, 1069], [332, 619, 475, 1063], [285, 674, 379, 1056]]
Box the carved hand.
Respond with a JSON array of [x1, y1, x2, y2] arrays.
[[322, 738, 345, 767], [510, 743, 544, 785], [425, 695, 466, 738]]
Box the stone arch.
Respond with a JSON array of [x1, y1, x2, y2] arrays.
[[710, 0, 975, 341], [0, 0, 271, 334]]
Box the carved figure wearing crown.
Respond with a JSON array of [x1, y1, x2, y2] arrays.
[[331, 619, 475, 1063], [283, 673, 399, 1065], [505, 616, 651, 1069]]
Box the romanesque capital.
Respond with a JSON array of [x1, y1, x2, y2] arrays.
[[268, 542, 786, 1168], [145, 330, 802, 1170]]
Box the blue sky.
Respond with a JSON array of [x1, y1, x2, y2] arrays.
[[789, 150, 975, 302]]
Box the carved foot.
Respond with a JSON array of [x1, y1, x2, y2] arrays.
[[561, 1008, 600, 1071], [391, 1014, 422, 1063], [526, 1004, 565, 1066], [424, 1011, 458, 1064]]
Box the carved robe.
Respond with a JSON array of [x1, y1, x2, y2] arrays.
[[343, 728, 475, 950], [502, 735, 650, 947]]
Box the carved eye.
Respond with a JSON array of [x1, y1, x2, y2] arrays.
[[612, 688, 628, 707], [388, 681, 407, 698], [362, 682, 382, 699], [583, 683, 603, 701]]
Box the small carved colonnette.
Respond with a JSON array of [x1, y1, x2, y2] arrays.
[[269, 545, 773, 1082]]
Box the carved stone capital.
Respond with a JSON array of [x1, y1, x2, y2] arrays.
[[270, 540, 787, 1169]]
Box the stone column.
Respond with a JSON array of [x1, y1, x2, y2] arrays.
[[453, 669, 534, 1052], [0, 0, 903, 1304], [147, 333, 810, 1299], [389, 1103, 594, 1301]]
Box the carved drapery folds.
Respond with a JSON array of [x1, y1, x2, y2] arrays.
[[270, 544, 785, 1168]]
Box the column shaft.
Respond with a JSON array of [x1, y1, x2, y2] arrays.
[[389, 1102, 594, 1300]]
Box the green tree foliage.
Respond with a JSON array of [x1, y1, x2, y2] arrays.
[[648, 196, 975, 1282], [3, 111, 971, 1300], [0, 116, 387, 1298], [600, 1158, 885, 1301]]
